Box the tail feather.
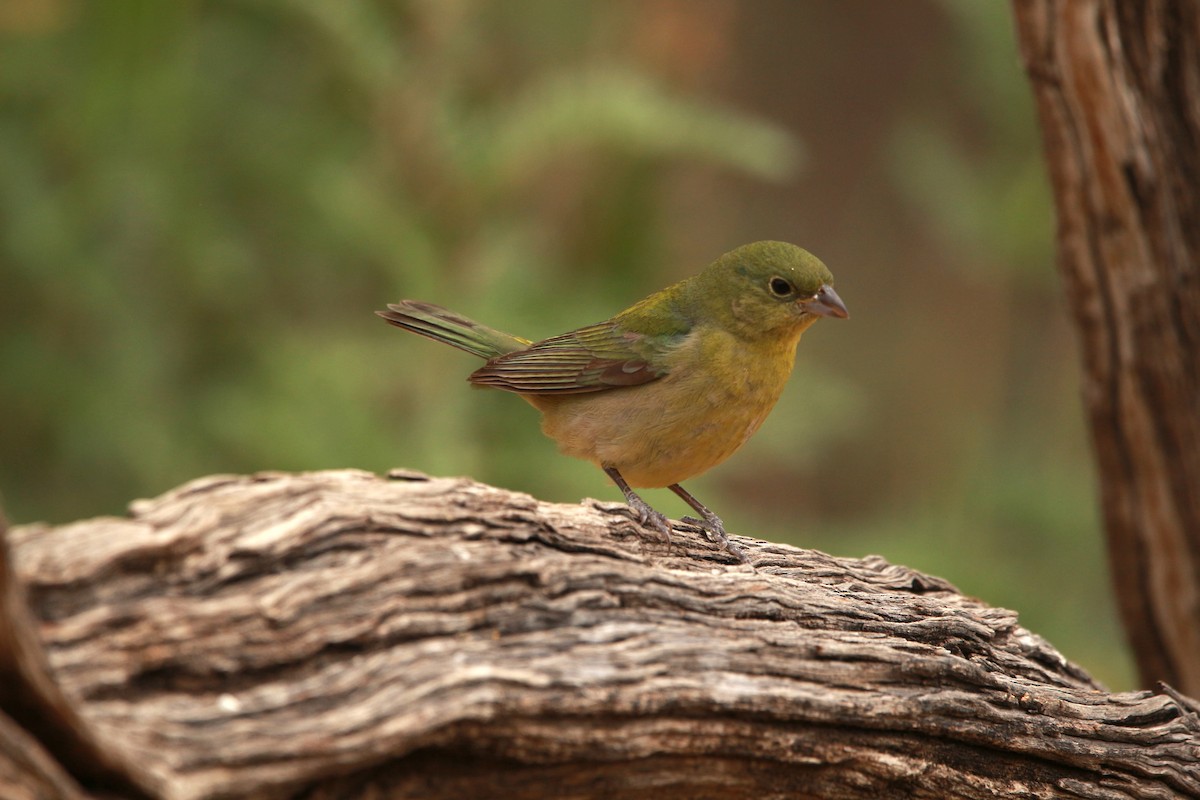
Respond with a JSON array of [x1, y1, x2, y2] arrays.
[[376, 300, 530, 360]]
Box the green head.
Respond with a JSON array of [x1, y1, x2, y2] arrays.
[[690, 241, 848, 339]]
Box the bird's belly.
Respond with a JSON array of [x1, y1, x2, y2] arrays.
[[533, 364, 786, 488]]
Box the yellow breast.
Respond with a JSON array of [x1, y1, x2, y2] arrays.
[[530, 326, 800, 488]]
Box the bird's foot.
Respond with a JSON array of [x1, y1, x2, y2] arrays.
[[602, 466, 674, 549], [680, 513, 749, 564], [667, 483, 750, 564], [623, 494, 673, 546]]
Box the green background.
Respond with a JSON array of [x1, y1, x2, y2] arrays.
[[0, 0, 1132, 689]]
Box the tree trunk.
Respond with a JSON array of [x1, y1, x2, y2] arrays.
[[1011, 0, 1200, 695], [1, 469, 1197, 799]]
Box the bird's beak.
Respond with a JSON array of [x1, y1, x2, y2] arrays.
[[803, 285, 849, 319]]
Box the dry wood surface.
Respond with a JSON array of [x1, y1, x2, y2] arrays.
[[0, 468, 1197, 799], [1013, 0, 1200, 695]]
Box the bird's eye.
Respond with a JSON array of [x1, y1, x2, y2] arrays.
[[768, 277, 793, 297]]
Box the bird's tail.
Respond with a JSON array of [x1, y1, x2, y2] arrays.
[[376, 300, 531, 360]]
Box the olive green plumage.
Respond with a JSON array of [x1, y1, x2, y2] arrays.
[[377, 240, 847, 562]]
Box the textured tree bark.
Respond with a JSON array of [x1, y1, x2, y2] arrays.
[[0, 710, 88, 800], [1, 469, 1197, 799], [0, 506, 145, 800], [1011, 0, 1200, 695]]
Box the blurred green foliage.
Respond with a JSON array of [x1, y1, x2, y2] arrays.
[[0, 0, 1133, 689], [0, 0, 798, 518]]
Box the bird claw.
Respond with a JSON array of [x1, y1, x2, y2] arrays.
[[624, 496, 673, 546], [598, 468, 749, 563], [607, 504, 749, 564], [681, 514, 749, 564], [680, 515, 714, 539], [597, 493, 675, 546], [680, 514, 727, 544]]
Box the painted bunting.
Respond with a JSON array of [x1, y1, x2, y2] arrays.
[[377, 241, 847, 562]]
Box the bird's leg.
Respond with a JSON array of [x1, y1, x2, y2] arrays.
[[602, 466, 672, 546], [668, 484, 749, 563]]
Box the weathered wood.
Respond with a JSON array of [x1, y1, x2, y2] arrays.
[[0, 709, 90, 800], [0, 506, 147, 800], [3, 469, 1198, 799], [1011, 0, 1200, 694]]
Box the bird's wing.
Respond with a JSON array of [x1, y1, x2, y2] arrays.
[[467, 320, 683, 395]]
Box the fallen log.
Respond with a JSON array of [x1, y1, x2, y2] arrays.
[[2, 469, 1197, 799]]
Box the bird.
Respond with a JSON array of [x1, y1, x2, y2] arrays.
[[377, 240, 847, 562]]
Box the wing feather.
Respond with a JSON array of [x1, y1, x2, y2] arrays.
[[468, 320, 679, 395]]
